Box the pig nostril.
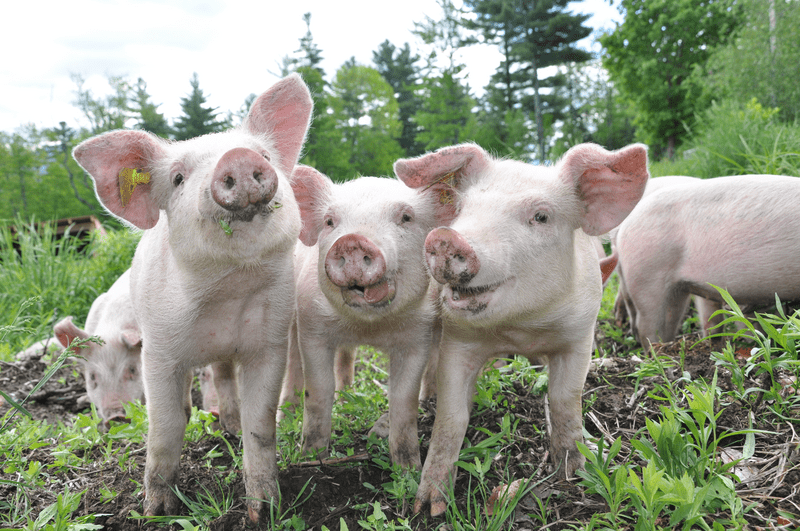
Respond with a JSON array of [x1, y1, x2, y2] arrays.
[[253, 171, 262, 183], [224, 175, 235, 189], [363, 256, 371, 266], [455, 254, 465, 262]]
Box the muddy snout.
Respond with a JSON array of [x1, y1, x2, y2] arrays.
[[211, 147, 278, 216], [325, 234, 394, 304], [424, 227, 480, 286]]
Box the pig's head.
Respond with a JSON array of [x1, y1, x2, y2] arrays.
[[54, 316, 143, 426], [291, 165, 450, 321], [395, 142, 649, 325], [73, 74, 313, 266]]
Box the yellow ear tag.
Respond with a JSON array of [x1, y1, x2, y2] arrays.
[[421, 171, 457, 205], [118, 168, 151, 207]]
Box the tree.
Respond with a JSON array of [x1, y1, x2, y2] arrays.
[[172, 73, 225, 141], [601, 0, 742, 159], [372, 40, 424, 156], [131, 78, 172, 138], [325, 61, 404, 179], [71, 74, 131, 134], [412, 0, 477, 152], [697, 0, 800, 122], [463, 0, 593, 162]]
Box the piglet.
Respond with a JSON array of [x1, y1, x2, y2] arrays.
[[395, 142, 649, 516], [52, 269, 142, 426], [279, 165, 449, 468], [615, 174, 800, 347], [72, 74, 312, 523]]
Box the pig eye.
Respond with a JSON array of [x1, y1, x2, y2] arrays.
[[173, 173, 184, 187], [262, 152, 271, 161], [402, 213, 412, 223], [531, 212, 548, 225], [325, 217, 334, 228]]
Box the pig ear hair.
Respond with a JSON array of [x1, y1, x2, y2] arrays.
[[394, 143, 490, 225], [559, 143, 649, 236], [73, 130, 165, 230], [120, 328, 142, 350], [245, 74, 313, 178], [291, 165, 333, 246], [54, 317, 90, 351]]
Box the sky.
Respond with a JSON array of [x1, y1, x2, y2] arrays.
[[0, 0, 621, 134]]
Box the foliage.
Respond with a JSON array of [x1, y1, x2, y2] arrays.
[[696, 0, 800, 123], [601, 0, 742, 159], [173, 73, 226, 141]]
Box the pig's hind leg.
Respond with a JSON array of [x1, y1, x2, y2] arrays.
[[299, 336, 337, 458], [210, 360, 241, 434]]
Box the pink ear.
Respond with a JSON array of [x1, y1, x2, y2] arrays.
[[559, 143, 649, 236], [394, 143, 490, 225], [73, 130, 164, 229], [245, 74, 313, 178], [120, 328, 142, 349], [54, 317, 90, 351], [291, 165, 333, 246]]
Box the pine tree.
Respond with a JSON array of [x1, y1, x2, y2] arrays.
[[173, 73, 225, 141], [131, 78, 172, 138], [464, 0, 593, 161], [373, 40, 424, 156]]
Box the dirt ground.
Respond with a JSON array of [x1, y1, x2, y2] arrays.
[[1, 320, 798, 530]]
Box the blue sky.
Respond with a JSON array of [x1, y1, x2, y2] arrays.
[[1, 0, 621, 133]]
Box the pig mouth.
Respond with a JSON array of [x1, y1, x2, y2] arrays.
[[444, 281, 504, 314], [341, 278, 397, 308]]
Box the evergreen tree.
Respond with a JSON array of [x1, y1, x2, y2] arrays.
[[372, 40, 424, 156], [172, 73, 225, 141], [131, 78, 172, 138], [71, 74, 131, 134], [463, 0, 593, 161]]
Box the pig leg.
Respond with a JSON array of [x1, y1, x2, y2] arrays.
[[630, 284, 691, 347], [385, 345, 428, 469], [211, 360, 241, 435], [419, 320, 441, 401], [300, 336, 337, 457], [278, 318, 302, 420], [695, 297, 723, 337], [414, 342, 483, 516], [143, 357, 191, 516], [238, 350, 283, 523], [334, 346, 355, 392], [544, 342, 591, 478]]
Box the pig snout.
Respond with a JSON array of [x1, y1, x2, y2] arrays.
[[211, 147, 278, 216], [325, 234, 392, 303], [424, 227, 480, 286]]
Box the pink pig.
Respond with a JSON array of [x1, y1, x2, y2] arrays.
[[49, 269, 143, 426], [615, 174, 800, 347], [72, 74, 312, 523], [280, 165, 449, 468], [395, 142, 649, 516]]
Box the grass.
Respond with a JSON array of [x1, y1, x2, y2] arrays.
[[1, 221, 799, 530]]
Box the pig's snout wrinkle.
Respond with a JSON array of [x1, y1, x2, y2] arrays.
[[211, 147, 278, 214], [424, 227, 480, 286]]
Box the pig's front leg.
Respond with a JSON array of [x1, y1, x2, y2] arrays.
[[386, 344, 429, 469], [414, 343, 483, 516], [210, 360, 241, 435], [143, 356, 192, 516], [277, 318, 302, 420], [300, 335, 336, 457], [238, 348, 284, 523], [545, 342, 591, 478]]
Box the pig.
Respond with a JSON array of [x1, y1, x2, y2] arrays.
[[72, 74, 313, 523], [615, 174, 800, 347], [51, 269, 143, 425], [278, 165, 449, 468], [611, 176, 705, 330], [394, 142, 649, 516]]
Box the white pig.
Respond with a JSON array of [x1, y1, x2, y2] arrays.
[[52, 269, 143, 425], [615, 174, 800, 347], [72, 74, 312, 523], [394, 142, 649, 516], [280, 165, 449, 468]]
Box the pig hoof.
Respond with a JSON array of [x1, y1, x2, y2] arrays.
[[144, 488, 181, 517], [367, 413, 390, 439]]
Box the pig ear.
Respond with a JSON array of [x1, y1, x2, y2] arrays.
[[394, 143, 490, 225], [245, 73, 313, 178], [120, 328, 142, 350], [54, 317, 90, 351], [291, 165, 333, 246], [559, 143, 649, 236], [73, 130, 165, 229]]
